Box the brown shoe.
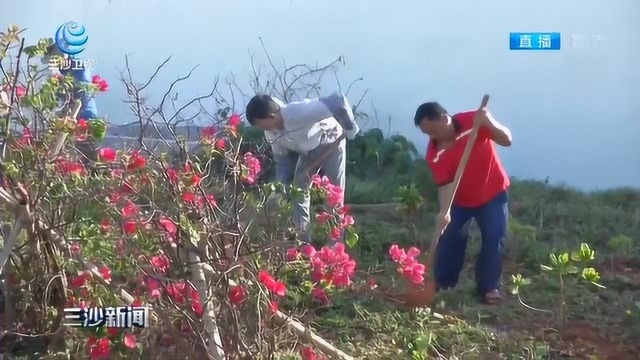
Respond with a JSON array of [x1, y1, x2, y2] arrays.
[[482, 289, 502, 305]]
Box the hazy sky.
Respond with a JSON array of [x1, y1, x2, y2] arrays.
[[2, 0, 640, 190]]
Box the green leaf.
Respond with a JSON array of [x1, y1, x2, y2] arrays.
[[540, 265, 553, 272], [558, 253, 570, 265], [179, 217, 199, 246], [581, 267, 601, 283], [23, 45, 37, 55], [88, 119, 107, 140], [345, 231, 359, 248], [549, 254, 558, 266], [570, 251, 581, 262], [578, 242, 596, 262], [522, 278, 532, 285], [565, 265, 578, 274]]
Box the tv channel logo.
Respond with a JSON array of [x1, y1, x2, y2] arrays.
[[568, 34, 606, 49], [55, 21, 89, 56], [510, 32, 561, 51]]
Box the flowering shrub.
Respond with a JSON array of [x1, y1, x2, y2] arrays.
[[0, 27, 434, 359], [389, 244, 427, 285], [310, 174, 358, 245]]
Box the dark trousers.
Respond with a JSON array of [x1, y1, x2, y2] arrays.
[[434, 191, 508, 295]]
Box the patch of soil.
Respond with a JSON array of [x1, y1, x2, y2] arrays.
[[551, 321, 636, 359], [600, 259, 640, 289], [374, 281, 437, 309], [490, 314, 638, 359]]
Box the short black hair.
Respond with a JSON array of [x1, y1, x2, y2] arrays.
[[413, 102, 448, 126], [245, 94, 280, 125]]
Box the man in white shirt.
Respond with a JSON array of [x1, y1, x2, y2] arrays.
[[245, 93, 360, 242]]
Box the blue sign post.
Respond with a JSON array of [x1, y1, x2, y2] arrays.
[[510, 32, 561, 51]]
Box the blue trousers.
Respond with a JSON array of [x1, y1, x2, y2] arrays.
[[434, 190, 508, 295]]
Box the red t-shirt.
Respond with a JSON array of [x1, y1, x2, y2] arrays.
[[426, 110, 510, 208]]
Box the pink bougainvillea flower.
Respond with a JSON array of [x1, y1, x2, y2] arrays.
[[166, 281, 203, 316], [181, 191, 196, 204], [3, 84, 27, 99], [69, 272, 88, 288], [257, 270, 287, 297], [164, 167, 178, 184], [315, 212, 332, 224], [311, 287, 329, 306], [126, 150, 146, 170], [310, 174, 331, 189], [165, 281, 187, 304], [87, 336, 111, 359], [76, 118, 88, 129], [122, 333, 137, 349], [300, 244, 316, 258], [56, 159, 85, 175], [340, 214, 355, 227], [145, 277, 162, 300], [188, 173, 201, 187], [300, 346, 318, 360], [241, 152, 261, 185], [214, 138, 226, 151], [228, 114, 240, 135], [228, 285, 247, 306], [14, 85, 27, 98], [99, 266, 112, 282], [150, 254, 171, 274], [97, 147, 116, 162], [286, 248, 300, 261], [123, 220, 138, 235], [200, 126, 216, 139], [121, 201, 139, 218], [325, 185, 344, 208], [91, 75, 109, 92], [99, 219, 111, 234], [70, 242, 81, 255], [329, 227, 341, 240], [14, 127, 32, 147], [307, 243, 356, 288], [388, 244, 425, 284], [158, 217, 177, 235], [402, 262, 426, 284], [228, 114, 240, 127]]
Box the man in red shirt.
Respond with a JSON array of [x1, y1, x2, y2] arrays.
[[414, 101, 512, 304]]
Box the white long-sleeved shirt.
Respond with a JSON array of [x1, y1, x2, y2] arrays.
[[0, 90, 9, 117], [265, 93, 359, 156]]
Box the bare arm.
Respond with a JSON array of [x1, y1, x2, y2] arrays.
[[484, 112, 512, 147], [437, 183, 455, 214]]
